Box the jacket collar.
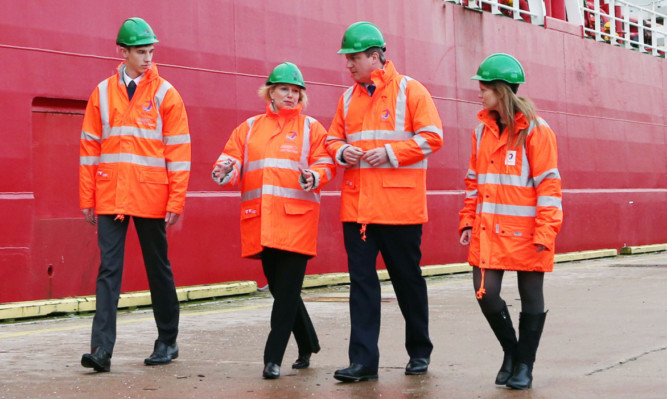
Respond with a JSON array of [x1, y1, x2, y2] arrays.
[[116, 62, 159, 85], [265, 102, 302, 119], [477, 109, 529, 134], [364, 60, 399, 92]]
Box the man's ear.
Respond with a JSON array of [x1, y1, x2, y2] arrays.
[[119, 46, 130, 59]]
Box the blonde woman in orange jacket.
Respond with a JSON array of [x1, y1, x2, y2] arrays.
[[459, 54, 563, 390], [212, 63, 335, 379]]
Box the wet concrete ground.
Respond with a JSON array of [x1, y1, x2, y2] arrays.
[[1, 252, 666, 398]]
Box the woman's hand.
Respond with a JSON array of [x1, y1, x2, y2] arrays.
[[213, 159, 236, 180], [460, 228, 471, 245], [301, 170, 315, 191]]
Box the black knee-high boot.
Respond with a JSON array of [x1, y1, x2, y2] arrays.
[[483, 303, 517, 385], [506, 311, 547, 390]]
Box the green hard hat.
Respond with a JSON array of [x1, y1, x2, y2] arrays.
[[471, 53, 525, 84], [338, 21, 386, 54], [116, 17, 159, 47], [266, 62, 306, 89]]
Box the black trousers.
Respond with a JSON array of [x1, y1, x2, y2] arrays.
[[91, 215, 179, 355], [343, 222, 433, 370], [261, 247, 319, 366]]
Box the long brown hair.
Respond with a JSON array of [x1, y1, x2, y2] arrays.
[[484, 80, 537, 148]]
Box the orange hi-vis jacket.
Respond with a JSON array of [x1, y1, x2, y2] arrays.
[[459, 110, 563, 273], [326, 61, 443, 224], [214, 104, 335, 258], [79, 63, 191, 218]]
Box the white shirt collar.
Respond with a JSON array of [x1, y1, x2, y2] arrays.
[[123, 69, 144, 86]]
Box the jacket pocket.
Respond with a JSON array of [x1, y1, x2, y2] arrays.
[[284, 202, 314, 215], [382, 173, 416, 188], [140, 169, 168, 184], [497, 222, 534, 240], [342, 179, 357, 192]]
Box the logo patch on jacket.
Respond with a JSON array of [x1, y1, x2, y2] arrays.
[[381, 109, 391, 119], [142, 100, 154, 112], [286, 131, 297, 140]]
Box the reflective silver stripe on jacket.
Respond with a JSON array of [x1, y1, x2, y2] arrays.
[[242, 185, 320, 203], [167, 162, 191, 172], [244, 158, 302, 174], [155, 81, 172, 139], [104, 125, 163, 141], [100, 153, 166, 167], [241, 117, 256, 176], [164, 134, 191, 145], [300, 117, 313, 168], [347, 130, 414, 144], [81, 130, 100, 141], [395, 76, 411, 130], [478, 172, 534, 188], [80, 156, 99, 166], [417, 125, 444, 139], [356, 159, 427, 169], [537, 196, 563, 210], [476, 202, 537, 217], [534, 168, 561, 187], [98, 80, 111, 140]]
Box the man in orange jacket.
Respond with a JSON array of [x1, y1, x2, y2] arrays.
[[326, 22, 443, 382], [79, 17, 191, 372]]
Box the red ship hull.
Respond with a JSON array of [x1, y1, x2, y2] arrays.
[[0, 1, 665, 303]]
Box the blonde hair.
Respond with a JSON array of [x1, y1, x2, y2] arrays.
[[484, 81, 537, 148], [257, 84, 309, 108]]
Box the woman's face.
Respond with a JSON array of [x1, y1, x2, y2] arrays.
[[270, 84, 301, 110], [479, 82, 500, 113]]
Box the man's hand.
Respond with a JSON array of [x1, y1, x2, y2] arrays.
[[343, 146, 365, 166], [165, 212, 180, 228], [362, 147, 389, 167], [82, 208, 96, 225]]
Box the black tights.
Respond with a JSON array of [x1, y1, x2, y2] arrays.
[[472, 267, 545, 315]]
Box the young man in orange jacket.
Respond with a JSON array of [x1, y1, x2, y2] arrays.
[[326, 22, 444, 382], [79, 17, 191, 372]]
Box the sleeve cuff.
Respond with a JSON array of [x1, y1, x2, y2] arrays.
[[336, 144, 351, 167], [385, 144, 399, 168], [299, 169, 320, 191]]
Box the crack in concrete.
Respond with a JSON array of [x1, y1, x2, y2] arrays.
[[586, 346, 667, 376]]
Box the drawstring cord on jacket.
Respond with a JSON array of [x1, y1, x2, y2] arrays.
[[360, 223, 367, 242], [476, 268, 487, 299]]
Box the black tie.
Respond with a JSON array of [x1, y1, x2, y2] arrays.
[[127, 81, 136, 100], [367, 84, 375, 97]]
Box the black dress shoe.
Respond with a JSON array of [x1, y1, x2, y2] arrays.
[[144, 340, 179, 366], [81, 347, 111, 372], [263, 362, 280, 379], [405, 357, 430, 375], [333, 363, 378, 382], [292, 354, 311, 369]]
